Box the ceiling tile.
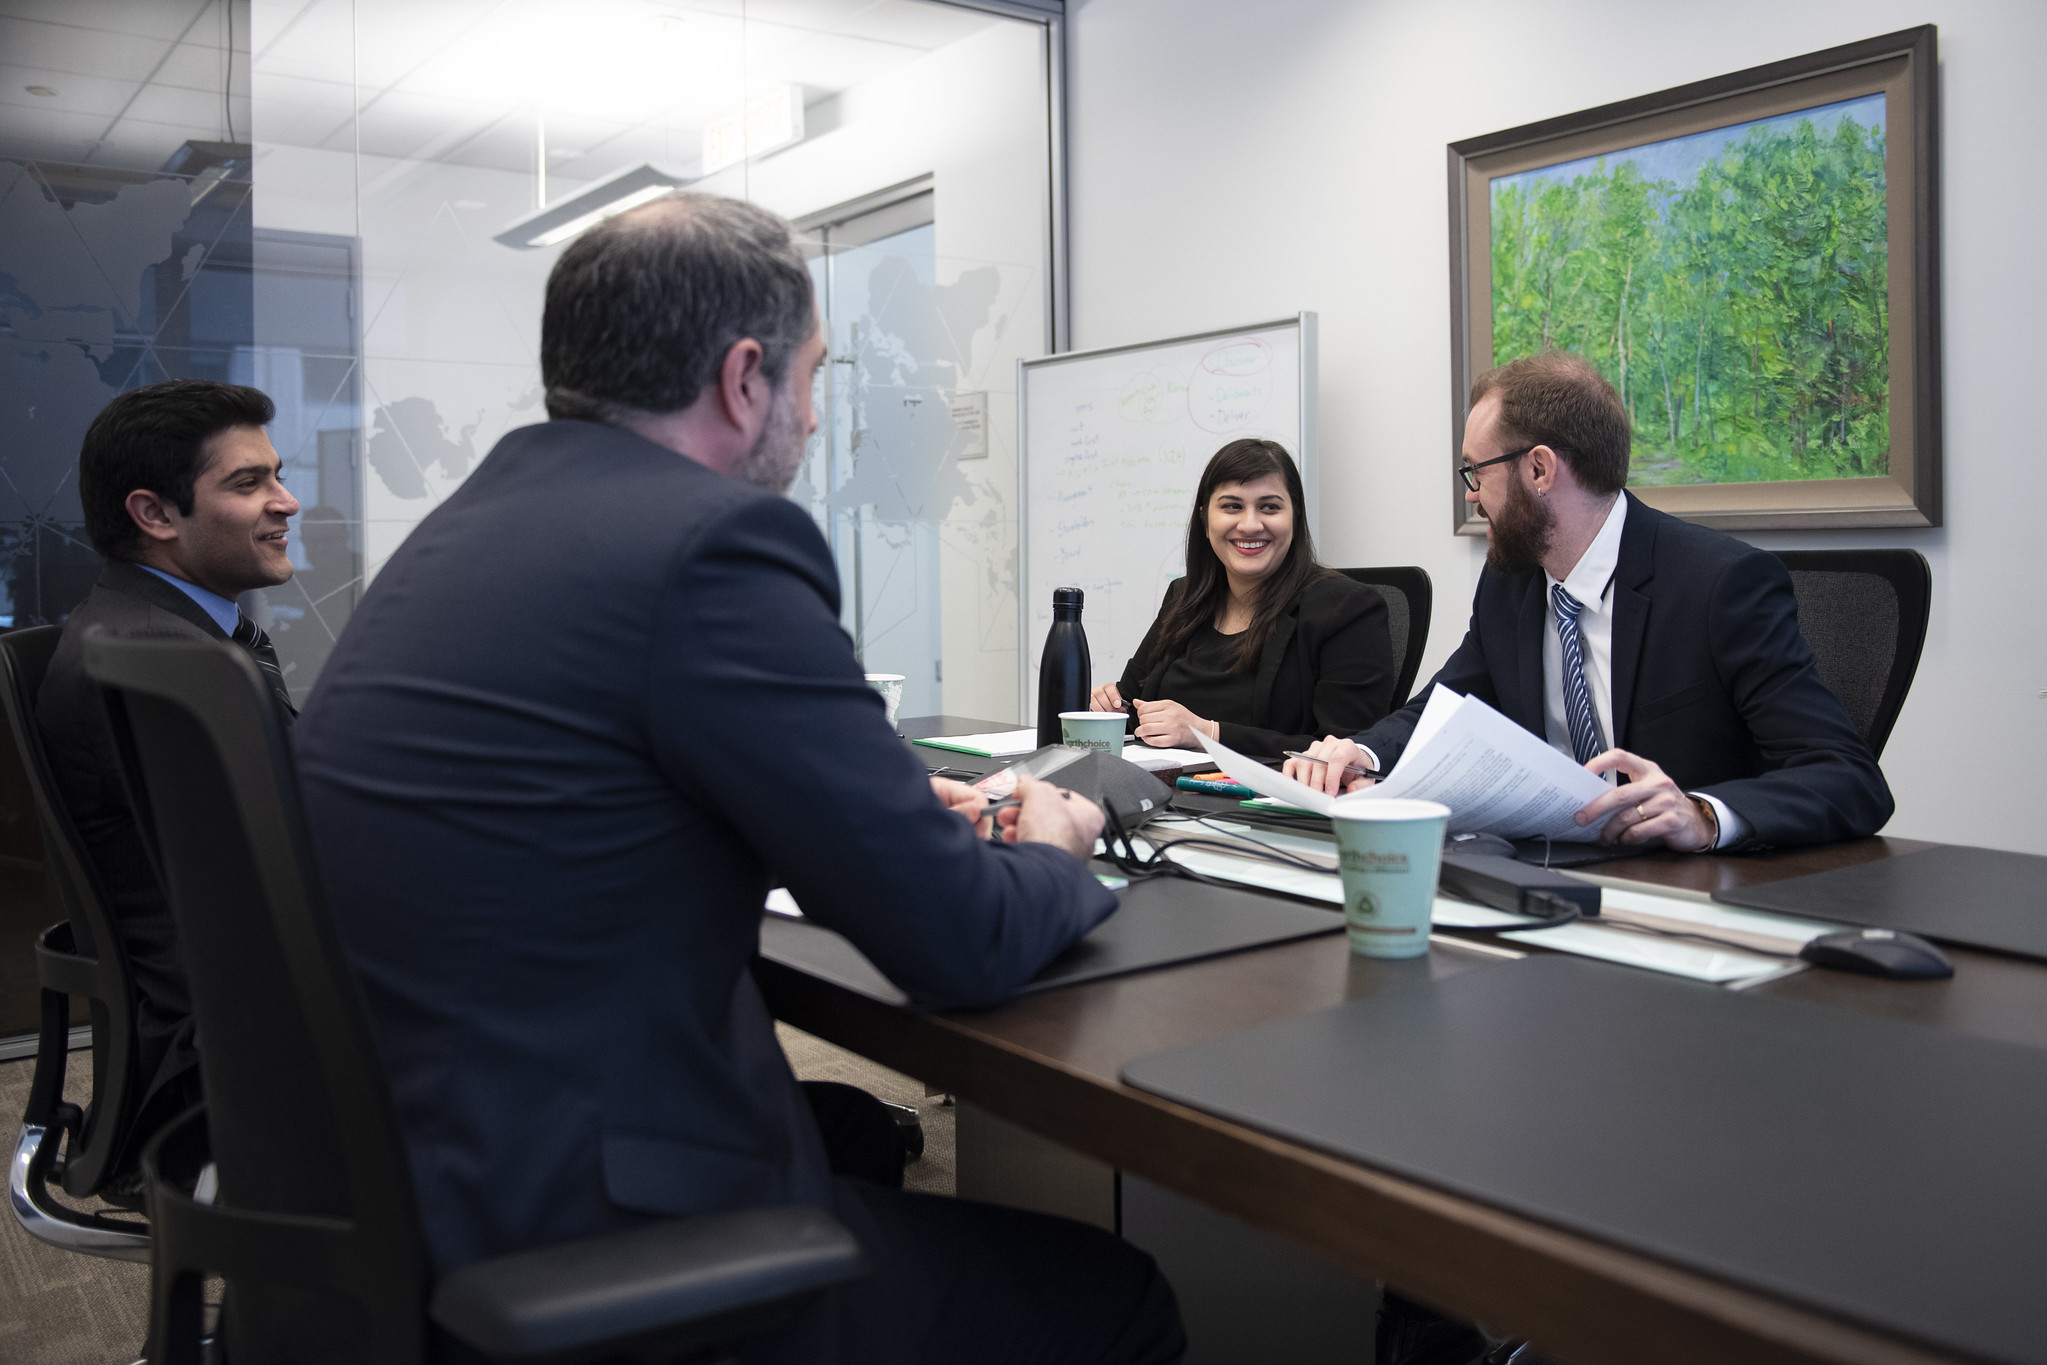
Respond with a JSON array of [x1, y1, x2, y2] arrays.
[[0, 61, 145, 121], [121, 79, 232, 131], [0, 15, 171, 84], [0, 102, 123, 164], [1, 0, 217, 45]]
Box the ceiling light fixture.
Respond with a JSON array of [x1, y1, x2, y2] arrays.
[[493, 162, 691, 250], [26, 85, 57, 97]]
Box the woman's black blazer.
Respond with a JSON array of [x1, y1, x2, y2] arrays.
[[1117, 573, 1396, 761]]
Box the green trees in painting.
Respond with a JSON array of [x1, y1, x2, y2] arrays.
[[1491, 112, 1888, 485]]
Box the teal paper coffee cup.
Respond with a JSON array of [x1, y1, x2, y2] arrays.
[[865, 674, 906, 725], [1330, 799, 1451, 959], [1060, 711, 1125, 754]]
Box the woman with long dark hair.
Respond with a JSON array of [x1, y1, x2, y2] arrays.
[[1089, 437, 1396, 761]]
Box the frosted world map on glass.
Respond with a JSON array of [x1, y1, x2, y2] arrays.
[[800, 222, 1032, 721]]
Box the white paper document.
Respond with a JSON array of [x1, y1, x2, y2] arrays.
[[1121, 745, 1210, 772], [912, 728, 1040, 758], [1195, 689, 1610, 841], [1500, 922, 1789, 984]]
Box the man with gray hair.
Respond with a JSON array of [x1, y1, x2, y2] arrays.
[[297, 194, 1183, 1363]]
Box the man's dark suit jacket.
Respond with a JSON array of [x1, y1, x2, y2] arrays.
[[1117, 574, 1396, 760], [295, 419, 1118, 1274], [1353, 494, 1892, 847], [38, 559, 242, 1116]]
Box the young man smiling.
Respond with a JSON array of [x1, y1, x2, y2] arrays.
[[36, 379, 301, 1179]]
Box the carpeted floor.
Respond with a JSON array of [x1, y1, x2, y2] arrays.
[[0, 1027, 952, 1364]]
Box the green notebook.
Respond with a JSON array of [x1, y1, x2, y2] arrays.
[[1240, 796, 1327, 818]]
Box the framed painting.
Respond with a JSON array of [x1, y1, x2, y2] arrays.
[[1447, 26, 1940, 533]]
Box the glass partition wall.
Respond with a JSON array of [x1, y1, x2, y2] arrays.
[[0, 0, 1056, 721], [0, 0, 1054, 1043], [259, 0, 1052, 721]]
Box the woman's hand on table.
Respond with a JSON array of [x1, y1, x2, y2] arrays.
[[1281, 735, 1376, 796], [1130, 697, 1215, 750], [1088, 681, 1126, 712], [930, 776, 992, 839]]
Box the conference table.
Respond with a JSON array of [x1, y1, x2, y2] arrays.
[[752, 717, 2047, 1365]]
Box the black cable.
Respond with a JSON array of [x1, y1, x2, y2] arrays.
[[1099, 804, 1345, 892], [1509, 890, 1582, 931]]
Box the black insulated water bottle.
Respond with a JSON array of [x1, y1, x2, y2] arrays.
[[1036, 587, 1092, 747]]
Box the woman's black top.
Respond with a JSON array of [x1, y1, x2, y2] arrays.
[[1156, 624, 1260, 733], [1117, 574, 1398, 761]]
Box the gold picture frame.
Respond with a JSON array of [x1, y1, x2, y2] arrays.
[[1447, 26, 1941, 533]]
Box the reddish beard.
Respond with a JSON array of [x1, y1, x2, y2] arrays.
[[1485, 472, 1554, 574]]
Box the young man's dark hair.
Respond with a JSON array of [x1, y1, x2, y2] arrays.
[[1468, 349, 1632, 494], [79, 380, 277, 559], [540, 193, 816, 425]]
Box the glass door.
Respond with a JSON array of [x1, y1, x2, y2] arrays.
[[802, 190, 949, 719]]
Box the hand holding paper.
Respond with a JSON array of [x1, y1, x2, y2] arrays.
[[1197, 690, 1613, 842]]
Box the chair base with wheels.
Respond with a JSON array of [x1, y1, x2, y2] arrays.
[[3, 624, 154, 1270], [9, 919, 151, 1264]]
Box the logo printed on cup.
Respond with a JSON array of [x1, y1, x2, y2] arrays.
[[1059, 710, 1124, 754], [1340, 850, 1411, 872]]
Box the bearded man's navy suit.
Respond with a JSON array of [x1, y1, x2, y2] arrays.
[[1353, 494, 1892, 847]]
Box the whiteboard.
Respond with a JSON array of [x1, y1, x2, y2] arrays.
[[1018, 314, 1317, 718]]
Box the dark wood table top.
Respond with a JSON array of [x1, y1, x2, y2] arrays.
[[765, 719, 2041, 1365]]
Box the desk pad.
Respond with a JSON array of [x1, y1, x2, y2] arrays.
[[1121, 954, 2047, 1364], [758, 875, 1342, 1007], [1713, 843, 2047, 962]]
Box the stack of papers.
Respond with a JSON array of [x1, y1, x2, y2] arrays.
[[1197, 689, 1610, 842]]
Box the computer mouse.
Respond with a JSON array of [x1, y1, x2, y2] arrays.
[[1798, 927, 1953, 980]]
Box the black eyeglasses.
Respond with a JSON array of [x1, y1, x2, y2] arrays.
[[1458, 446, 1538, 492]]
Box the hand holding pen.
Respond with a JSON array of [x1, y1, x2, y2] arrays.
[[1281, 737, 1380, 796]]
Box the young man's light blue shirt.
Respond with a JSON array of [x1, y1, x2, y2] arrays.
[[139, 565, 240, 636]]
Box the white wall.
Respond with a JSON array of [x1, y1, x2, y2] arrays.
[[1066, 0, 2047, 855]]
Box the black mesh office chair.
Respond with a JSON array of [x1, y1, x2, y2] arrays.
[[1770, 550, 1931, 759], [1, 625, 152, 1265], [85, 633, 866, 1365], [1338, 567, 1434, 708]]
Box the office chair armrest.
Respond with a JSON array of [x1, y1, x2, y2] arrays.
[[33, 920, 103, 998], [429, 1207, 868, 1364]]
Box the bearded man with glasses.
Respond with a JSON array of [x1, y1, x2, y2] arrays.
[[1286, 349, 1891, 854]]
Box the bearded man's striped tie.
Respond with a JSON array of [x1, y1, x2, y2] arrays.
[[1550, 583, 1603, 765]]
